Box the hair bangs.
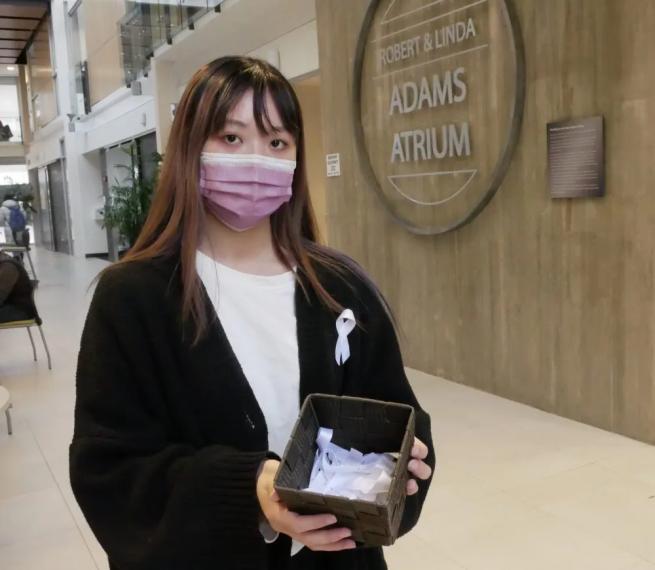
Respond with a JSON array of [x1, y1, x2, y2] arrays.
[[207, 77, 250, 139], [251, 70, 301, 140]]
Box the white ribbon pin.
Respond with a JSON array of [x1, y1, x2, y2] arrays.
[[335, 309, 356, 365]]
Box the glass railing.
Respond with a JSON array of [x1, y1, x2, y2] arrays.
[[119, 0, 226, 86], [0, 115, 23, 144]]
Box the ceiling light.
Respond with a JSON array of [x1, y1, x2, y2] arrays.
[[7, 66, 16, 71]]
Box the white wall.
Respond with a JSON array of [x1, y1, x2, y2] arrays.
[[247, 19, 319, 80], [76, 148, 107, 255], [77, 74, 157, 154]]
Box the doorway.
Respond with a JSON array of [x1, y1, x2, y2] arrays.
[[31, 158, 73, 254]]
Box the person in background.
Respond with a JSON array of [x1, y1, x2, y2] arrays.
[[0, 195, 16, 240], [0, 251, 32, 322], [0, 195, 28, 246], [70, 56, 435, 570]]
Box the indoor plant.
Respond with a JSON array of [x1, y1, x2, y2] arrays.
[[103, 143, 162, 248]]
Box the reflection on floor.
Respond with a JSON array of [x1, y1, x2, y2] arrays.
[[1, 248, 654, 570]]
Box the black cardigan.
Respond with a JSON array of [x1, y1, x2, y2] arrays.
[[69, 253, 435, 570]]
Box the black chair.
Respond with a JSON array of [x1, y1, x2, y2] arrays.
[[0, 263, 51, 370], [1, 232, 37, 283]]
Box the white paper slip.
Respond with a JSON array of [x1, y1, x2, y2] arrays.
[[304, 427, 397, 503]]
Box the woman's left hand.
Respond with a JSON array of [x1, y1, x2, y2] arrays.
[[406, 437, 432, 495]]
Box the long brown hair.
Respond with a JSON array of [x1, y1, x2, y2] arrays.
[[108, 56, 364, 341]]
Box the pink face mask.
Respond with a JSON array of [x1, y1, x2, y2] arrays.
[[198, 152, 296, 232]]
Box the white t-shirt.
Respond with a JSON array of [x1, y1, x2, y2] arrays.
[[195, 250, 304, 556], [195, 250, 300, 457]]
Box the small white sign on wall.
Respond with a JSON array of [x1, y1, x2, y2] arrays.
[[326, 153, 341, 177]]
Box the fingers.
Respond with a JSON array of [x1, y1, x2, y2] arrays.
[[406, 478, 419, 495], [287, 511, 338, 534], [408, 458, 432, 480], [412, 437, 429, 460], [312, 538, 357, 552], [279, 512, 357, 551], [302, 526, 355, 551]]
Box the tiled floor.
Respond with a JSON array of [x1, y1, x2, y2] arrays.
[[1, 248, 655, 570]]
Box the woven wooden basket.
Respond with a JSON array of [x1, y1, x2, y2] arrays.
[[273, 394, 415, 547]]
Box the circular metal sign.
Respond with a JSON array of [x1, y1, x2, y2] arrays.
[[354, 0, 525, 234]]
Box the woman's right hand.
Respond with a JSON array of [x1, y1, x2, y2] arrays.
[[256, 459, 356, 552]]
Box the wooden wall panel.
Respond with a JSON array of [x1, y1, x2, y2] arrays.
[[87, 33, 125, 106], [316, 0, 655, 444], [295, 81, 329, 243], [83, 0, 125, 105], [84, 0, 124, 58], [27, 18, 57, 128]]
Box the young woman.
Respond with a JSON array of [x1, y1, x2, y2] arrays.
[[70, 56, 435, 570]]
